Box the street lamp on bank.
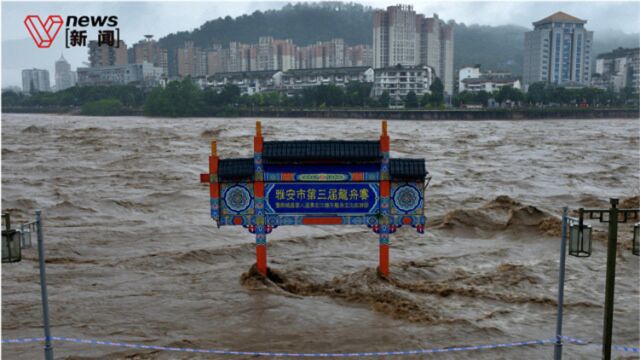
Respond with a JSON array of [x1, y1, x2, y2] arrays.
[[554, 199, 639, 360], [633, 223, 639, 256]]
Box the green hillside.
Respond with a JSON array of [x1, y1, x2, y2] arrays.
[[158, 2, 640, 76]]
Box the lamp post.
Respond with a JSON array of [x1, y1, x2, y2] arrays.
[[36, 210, 54, 360], [554, 199, 638, 360], [575, 199, 638, 360], [553, 207, 569, 360]]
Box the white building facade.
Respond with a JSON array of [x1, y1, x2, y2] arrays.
[[593, 47, 639, 91], [77, 62, 163, 87], [458, 66, 521, 93], [22, 68, 50, 93], [458, 66, 482, 90], [55, 55, 76, 91], [208, 70, 283, 95], [280, 67, 374, 94], [460, 77, 521, 93], [371, 64, 433, 102]]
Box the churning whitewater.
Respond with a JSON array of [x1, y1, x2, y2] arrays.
[[2, 114, 639, 359]]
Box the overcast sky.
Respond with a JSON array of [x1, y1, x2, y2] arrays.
[[2, 0, 639, 88]]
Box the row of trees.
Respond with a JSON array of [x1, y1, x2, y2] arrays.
[[2, 85, 145, 109], [143, 80, 387, 116], [524, 82, 637, 106], [2, 78, 637, 117], [452, 82, 638, 108]]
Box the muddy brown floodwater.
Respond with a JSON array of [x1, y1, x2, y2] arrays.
[[1, 114, 639, 359]]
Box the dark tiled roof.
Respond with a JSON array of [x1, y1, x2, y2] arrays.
[[374, 64, 432, 72], [263, 141, 381, 162], [389, 159, 428, 180], [283, 67, 371, 77], [209, 70, 280, 82], [218, 158, 254, 181], [216, 155, 428, 181], [462, 75, 519, 85]]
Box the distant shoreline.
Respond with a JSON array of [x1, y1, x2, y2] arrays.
[[3, 107, 639, 120]]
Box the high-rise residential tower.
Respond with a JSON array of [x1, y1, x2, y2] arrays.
[[417, 14, 454, 95], [373, 5, 454, 95], [177, 41, 207, 77], [88, 40, 128, 67], [523, 12, 593, 89], [55, 54, 75, 91], [22, 68, 50, 93], [133, 36, 169, 76], [373, 4, 420, 68]]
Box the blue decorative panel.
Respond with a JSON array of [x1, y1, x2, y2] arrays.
[[391, 182, 424, 215], [220, 183, 254, 215], [264, 183, 380, 214]]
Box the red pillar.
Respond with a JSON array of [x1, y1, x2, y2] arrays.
[[256, 242, 267, 275], [254, 121, 267, 276], [209, 141, 220, 222], [379, 244, 389, 276], [379, 120, 391, 277]]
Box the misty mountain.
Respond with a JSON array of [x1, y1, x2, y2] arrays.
[[158, 2, 639, 76], [159, 3, 373, 49]]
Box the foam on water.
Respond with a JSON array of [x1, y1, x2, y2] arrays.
[[2, 114, 639, 359]]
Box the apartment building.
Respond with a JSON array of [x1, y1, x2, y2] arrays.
[[280, 66, 374, 94], [133, 36, 169, 76], [88, 40, 128, 67], [593, 47, 639, 91], [77, 62, 163, 87], [55, 55, 76, 91], [22, 68, 50, 92], [373, 5, 454, 95], [523, 12, 593, 89], [371, 64, 434, 102]]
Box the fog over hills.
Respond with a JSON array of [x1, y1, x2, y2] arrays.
[[158, 2, 639, 76], [2, 2, 639, 87]]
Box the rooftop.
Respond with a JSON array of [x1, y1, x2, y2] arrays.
[[216, 156, 428, 182], [209, 70, 281, 81], [596, 47, 640, 60], [263, 140, 381, 162], [533, 11, 587, 26], [462, 75, 520, 85], [282, 67, 372, 77], [218, 158, 254, 181], [375, 64, 433, 72], [389, 158, 427, 180]]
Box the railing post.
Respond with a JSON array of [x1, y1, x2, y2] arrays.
[[602, 198, 619, 360], [554, 207, 568, 360], [20, 222, 25, 248], [36, 210, 54, 360]]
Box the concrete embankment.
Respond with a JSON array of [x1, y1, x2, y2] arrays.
[[236, 108, 639, 120], [3, 107, 638, 119]]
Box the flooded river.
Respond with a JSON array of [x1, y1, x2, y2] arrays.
[[2, 114, 639, 359]]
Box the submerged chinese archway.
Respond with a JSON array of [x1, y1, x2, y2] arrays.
[[200, 121, 429, 277]]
